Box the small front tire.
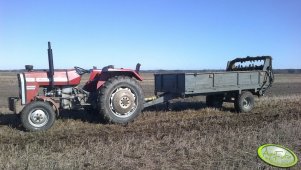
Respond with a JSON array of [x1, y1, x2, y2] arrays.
[[20, 101, 56, 131]]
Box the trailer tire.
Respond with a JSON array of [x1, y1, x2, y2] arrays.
[[206, 94, 224, 108], [234, 91, 254, 113], [98, 76, 144, 124], [20, 101, 56, 131]]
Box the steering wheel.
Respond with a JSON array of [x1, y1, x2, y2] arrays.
[[74, 66, 89, 75]]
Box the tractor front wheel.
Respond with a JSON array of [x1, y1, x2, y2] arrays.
[[20, 101, 56, 131], [98, 76, 144, 124]]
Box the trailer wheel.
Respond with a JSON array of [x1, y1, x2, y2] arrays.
[[98, 76, 144, 124], [234, 91, 254, 113], [20, 101, 56, 131], [206, 94, 224, 108]]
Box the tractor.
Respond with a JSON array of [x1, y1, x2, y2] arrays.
[[9, 42, 144, 131]]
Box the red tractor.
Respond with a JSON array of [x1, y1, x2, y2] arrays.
[[9, 42, 144, 131]]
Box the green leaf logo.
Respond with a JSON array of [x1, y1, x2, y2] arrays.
[[258, 144, 298, 168]]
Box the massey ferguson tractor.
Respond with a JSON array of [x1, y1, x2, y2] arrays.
[[9, 42, 144, 131]]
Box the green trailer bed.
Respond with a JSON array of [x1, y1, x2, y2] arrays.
[[144, 56, 274, 113]]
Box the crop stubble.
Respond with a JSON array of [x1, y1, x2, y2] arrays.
[[0, 72, 300, 169]]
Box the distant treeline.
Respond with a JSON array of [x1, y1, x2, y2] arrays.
[[0, 69, 300, 74], [141, 69, 301, 74], [273, 69, 301, 74]]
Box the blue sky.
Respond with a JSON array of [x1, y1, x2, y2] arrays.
[[0, 0, 300, 70]]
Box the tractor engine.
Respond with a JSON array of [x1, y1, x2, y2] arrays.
[[43, 87, 89, 110]]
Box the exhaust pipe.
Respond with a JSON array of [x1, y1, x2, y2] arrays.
[[135, 63, 141, 73], [47, 41, 54, 88]]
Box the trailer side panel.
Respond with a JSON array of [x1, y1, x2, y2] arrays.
[[155, 71, 268, 95]]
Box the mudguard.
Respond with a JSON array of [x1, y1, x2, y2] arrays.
[[84, 68, 143, 91]]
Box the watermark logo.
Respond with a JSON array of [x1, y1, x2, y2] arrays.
[[258, 144, 298, 168]]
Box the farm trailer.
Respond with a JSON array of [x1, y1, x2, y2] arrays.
[[8, 42, 274, 131], [144, 56, 274, 113]]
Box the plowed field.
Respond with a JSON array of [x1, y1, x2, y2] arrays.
[[0, 72, 300, 169]]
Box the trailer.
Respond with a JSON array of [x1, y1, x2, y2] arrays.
[[144, 56, 274, 112]]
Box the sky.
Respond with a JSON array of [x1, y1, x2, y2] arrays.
[[0, 0, 300, 70]]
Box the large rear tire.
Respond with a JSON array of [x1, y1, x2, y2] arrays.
[[98, 76, 144, 124], [20, 101, 56, 131], [234, 91, 254, 113]]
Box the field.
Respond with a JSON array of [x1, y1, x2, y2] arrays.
[[0, 72, 300, 169]]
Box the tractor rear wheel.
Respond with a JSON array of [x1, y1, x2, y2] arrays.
[[20, 101, 56, 131], [98, 76, 144, 124]]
